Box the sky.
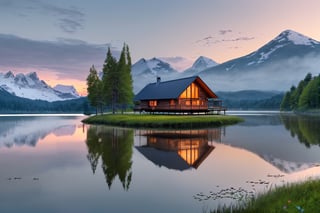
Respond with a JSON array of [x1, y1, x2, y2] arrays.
[[1, 0, 320, 95]]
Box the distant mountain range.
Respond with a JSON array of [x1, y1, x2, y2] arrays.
[[198, 30, 320, 91], [132, 29, 320, 93], [0, 71, 80, 102], [131, 56, 217, 93], [1, 29, 318, 111]]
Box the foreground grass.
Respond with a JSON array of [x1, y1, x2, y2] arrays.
[[82, 113, 243, 128], [213, 179, 320, 213]]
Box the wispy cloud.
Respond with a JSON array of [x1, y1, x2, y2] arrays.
[[219, 29, 232, 35], [0, 0, 85, 33], [39, 2, 85, 33], [222, 37, 255, 42], [196, 30, 255, 47], [0, 34, 120, 80]]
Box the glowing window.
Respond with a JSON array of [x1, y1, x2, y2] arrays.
[[149, 100, 157, 107], [180, 83, 199, 99]]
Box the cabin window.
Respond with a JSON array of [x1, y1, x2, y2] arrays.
[[149, 100, 157, 107], [186, 100, 200, 106], [180, 83, 199, 99], [170, 99, 175, 106]]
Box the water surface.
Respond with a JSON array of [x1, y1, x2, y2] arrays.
[[1, 113, 320, 212]]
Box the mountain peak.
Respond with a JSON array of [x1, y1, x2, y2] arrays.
[[0, 71, 80, 101], [192, 56, 218, 69], [4, 71, 14, 78], [274, 29, 320, 46], [54, 84, 80, 97], [26, 72, 39, 81]]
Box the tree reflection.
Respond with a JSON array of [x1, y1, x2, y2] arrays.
[[281, 114, 320, 147], [85, 126, 133, 191]]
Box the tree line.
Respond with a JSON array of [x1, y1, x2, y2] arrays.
[[280, 73, 320, 111], [86, 44, 134, 114]]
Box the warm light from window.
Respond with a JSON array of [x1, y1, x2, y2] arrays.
[[149, 100, 157, 107], [180, 83, 199, 99]]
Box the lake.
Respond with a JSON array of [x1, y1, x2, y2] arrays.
[[1, 113, 320, 212]]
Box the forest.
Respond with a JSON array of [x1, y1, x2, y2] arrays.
[[280, 73, 320, 111], [0, 88, 92, 113]]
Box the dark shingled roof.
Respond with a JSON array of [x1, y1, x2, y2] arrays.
[[134, 76, 217, 101]]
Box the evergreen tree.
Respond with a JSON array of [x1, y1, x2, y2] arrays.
[[102, 44, 134, 114], [102, 47, 118, 113], [87, 65, 103, 115], [280, 92, 291, 111], [281, 73, 320, 111], [117, 43, 134, 113], [298, 76, 320, 109]]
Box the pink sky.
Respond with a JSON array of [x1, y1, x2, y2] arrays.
[[1, 0, 320, 94]]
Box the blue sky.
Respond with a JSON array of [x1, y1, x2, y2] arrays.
[[1, 0, 320, 93]]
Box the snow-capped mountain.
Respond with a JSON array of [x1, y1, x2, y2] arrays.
[[132, 57, 178, 76], [0, 71, 80, 102], [159, 56, 194, 72], [54, 84, 80, 98], [199, 29, 320, 91], [184, 56, 218, 74], [132, 57, 180, 93], [131, 29, 320, 93]]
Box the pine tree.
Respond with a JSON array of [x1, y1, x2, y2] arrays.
[[125, 44, 134, 105], [280, 92, 291, 111], [117, 43, 134, 113], [102, 47, 118, 113], [87, 65, 103, 115], [102, 44, 134, 114], [298, 76, 320, 109]]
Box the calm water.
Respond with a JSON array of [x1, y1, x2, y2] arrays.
[[1, 113, 320, 212]]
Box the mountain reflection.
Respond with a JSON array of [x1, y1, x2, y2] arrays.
[[281, 114, 320, 147], [135, 129, 222, 170], [0, 116, 76, 148], [85, 126, 133, 191]]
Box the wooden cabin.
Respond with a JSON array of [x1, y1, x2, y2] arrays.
[[134, 76, 226, 114]]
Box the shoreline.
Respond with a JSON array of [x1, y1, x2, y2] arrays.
[[82, 114, 243, 129]]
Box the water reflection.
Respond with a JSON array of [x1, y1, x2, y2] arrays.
[[85, 126, 133, 190], [135, 128, 222, 170], [281, 114, 320, 147], [0, 116, 76, 148], [224, 114, 320, 174]]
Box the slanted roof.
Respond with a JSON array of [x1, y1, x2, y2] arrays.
[[134, 76, 217, 101]]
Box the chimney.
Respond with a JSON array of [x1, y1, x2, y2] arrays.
[[156, 76, 161, 84]]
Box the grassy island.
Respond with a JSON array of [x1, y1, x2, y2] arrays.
[[82, 114, 243, 128]]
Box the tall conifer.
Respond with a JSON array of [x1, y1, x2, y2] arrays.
[[102, 47, 118, 113], [86, 65, 103, 114]]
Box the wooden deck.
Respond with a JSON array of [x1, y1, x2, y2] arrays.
[[133, 105, 227, 115]]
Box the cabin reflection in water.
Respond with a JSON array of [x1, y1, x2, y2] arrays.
[[135, 128, 223, 170]]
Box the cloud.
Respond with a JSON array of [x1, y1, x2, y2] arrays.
[[39, 2, 85, 33], [0, 0, 85, 33], [222, 37, 255, 42], [0, 34, 121, 81], [219, 29, 232, 35], [195, 30, 255, 47], [201, 53, 320, 92]]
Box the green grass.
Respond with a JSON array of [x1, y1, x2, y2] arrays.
[[82, 113, 243, 128], [212, 179, 320, 213]]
